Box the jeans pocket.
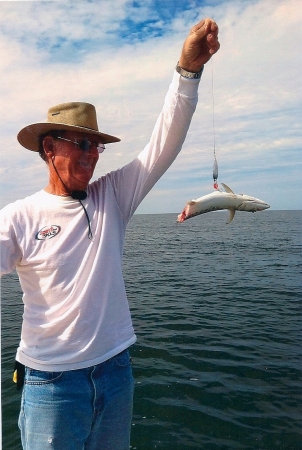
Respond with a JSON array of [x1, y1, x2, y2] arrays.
[[25, 368, 63, 385], [113, 349, 132, 368]]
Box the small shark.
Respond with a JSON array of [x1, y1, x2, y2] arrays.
[[177, 183, 270, 224]]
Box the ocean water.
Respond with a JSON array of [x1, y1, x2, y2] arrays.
[[1, 211, 301, 450]]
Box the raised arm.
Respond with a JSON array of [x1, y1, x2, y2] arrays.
[[104, 17, 220, 221]]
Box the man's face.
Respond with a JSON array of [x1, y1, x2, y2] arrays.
[[50, 131, 101, 190]]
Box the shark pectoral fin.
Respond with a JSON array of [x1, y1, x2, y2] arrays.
[[227, 209, 236, 224], [222, 183, 234, 194]]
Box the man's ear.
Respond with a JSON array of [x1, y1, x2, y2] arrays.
[[43, 136, 55, 160]]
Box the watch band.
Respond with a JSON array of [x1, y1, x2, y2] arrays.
[[175, 62, 204, 79]]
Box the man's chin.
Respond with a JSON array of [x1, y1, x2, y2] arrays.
[[75, 170, 94, 186]]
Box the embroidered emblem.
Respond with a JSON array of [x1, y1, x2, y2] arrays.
[[36, 225, 61, 240]]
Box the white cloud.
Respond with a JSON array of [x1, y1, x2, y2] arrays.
[[0, 0, 301, 211]]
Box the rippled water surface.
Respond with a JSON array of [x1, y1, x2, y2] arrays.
[[1, 211, 302, 449]]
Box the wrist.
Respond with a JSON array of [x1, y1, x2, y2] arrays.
[[175, 62, 204, 79]]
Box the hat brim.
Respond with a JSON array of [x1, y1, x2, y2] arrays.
[[17, 122, 120, 152]]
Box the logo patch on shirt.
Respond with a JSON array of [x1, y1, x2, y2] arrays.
[[36, 225, 61, 240]]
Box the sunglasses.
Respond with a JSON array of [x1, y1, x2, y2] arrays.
[[56, 136, 105, 153]]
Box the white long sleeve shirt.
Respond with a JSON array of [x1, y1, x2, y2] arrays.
[[0, 71, 200, 371]]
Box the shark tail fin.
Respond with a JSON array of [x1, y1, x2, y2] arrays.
[[227, 209, 236, 224], [222, 183, 234, 194]]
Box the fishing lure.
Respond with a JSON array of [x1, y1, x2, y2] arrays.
[[213, 156, 218, 190]]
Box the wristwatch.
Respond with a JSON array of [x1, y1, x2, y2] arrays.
[[176, 62, 204, 79]]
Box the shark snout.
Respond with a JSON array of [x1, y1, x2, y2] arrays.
[[238, 198, 270, 212], [248, 200, 270, 211], [256, 200, 270, 210]]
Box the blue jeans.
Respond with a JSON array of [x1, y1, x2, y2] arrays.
[[18, 349, 134, 450]]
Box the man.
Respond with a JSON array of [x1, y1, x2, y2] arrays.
[[0, 18, 219, 450]]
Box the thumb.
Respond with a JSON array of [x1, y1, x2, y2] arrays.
[[190, 18, 217, 40]]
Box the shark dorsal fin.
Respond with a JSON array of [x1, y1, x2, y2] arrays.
[[222, 183, 234, 194]]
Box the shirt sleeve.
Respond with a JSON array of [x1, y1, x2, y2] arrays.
[[106, 70, 201, 222], [0, 204, 22, 276]]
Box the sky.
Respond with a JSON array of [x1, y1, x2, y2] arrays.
[[0, 0, 301, 214]]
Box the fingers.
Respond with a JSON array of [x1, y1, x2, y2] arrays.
[[207, 32, 220, 54], [191, 18, 218, 36], [209, 43, 220, 55], [209, 19, 219, 32]]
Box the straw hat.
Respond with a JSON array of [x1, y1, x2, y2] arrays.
[[17, 102, 120, 151]]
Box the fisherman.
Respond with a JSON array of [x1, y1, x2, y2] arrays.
[[0, 18, 219, 450]]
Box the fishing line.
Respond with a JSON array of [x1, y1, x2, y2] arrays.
[[211, 58, 219, 190], [195, 10, 219, 189], [211, 59, 216, 158]]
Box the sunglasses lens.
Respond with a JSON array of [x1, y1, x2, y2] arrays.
[[97, 144, 105, 153], [79, 139, 90, 151], [76, 138, 105, 153]]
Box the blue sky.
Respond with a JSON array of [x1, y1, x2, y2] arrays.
[[0, 0, 301, 213]]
